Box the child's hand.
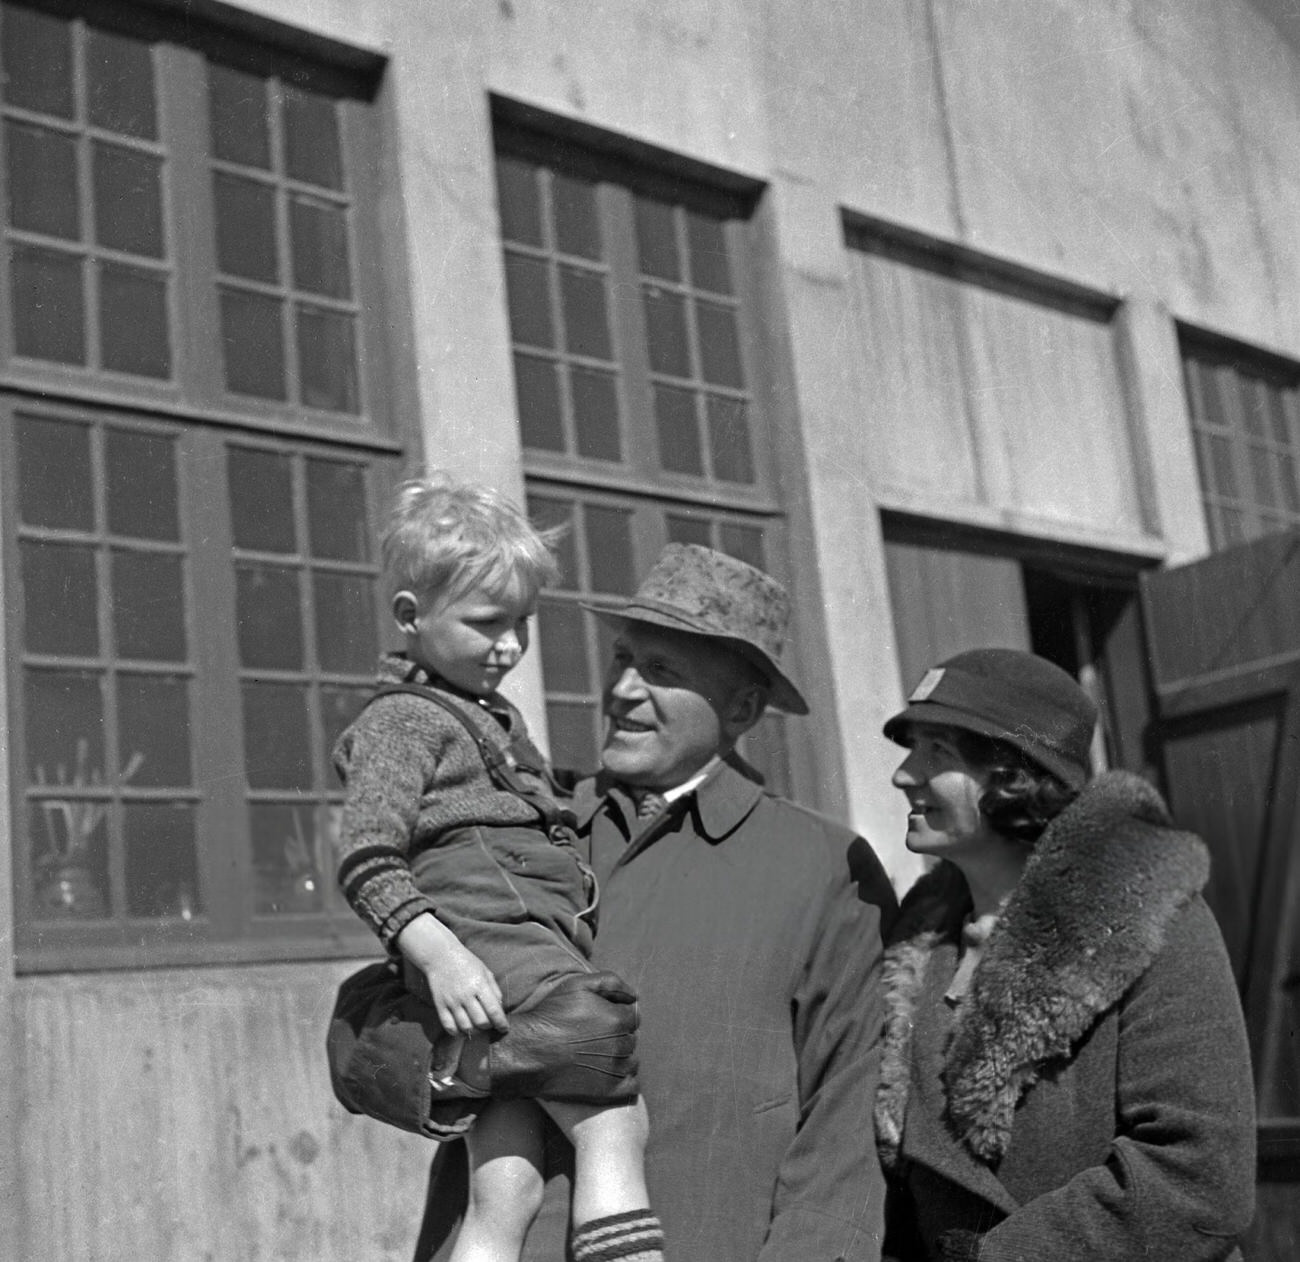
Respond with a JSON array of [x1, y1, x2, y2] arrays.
[[395, 913, 508, 1035]]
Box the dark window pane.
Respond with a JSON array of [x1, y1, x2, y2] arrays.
[[11, 245, 85, 363], [553, 173, 601, 260], [22, 540, 98, 656], [696, 301, 744, 388], [213, 172, 278, 282], [117, 674, 191, 786], [124, 803, 199, 918], [321, 686, 368, 782], [514, 353, 564, 451], [571, 367, 620, 461], [112, 551, 186, 661], [236, 563, 303, 669], [686, 211, 732, 295], [654, 385, 703, 475], [1250, 445, 1276, 510], [546, 701, 599, 777], [289, 194, 351, 297], [1242, 378, 1266, 437], [105, 429, 179, 541], [31, 804, 109, 920], [1218, 505, 1246, 546], [283, 86, 342, 190], [560, 266, 611, 359], [504, 252, 554, 348], [220, 288, 285, 399], [634, 196, 679, 281], [306, 459, 369, 560], [666, 514, 711, 547], [207, 63, 270, 169], [17, 415, 93, 530], [92, 143, 164, 256], [86, 26, 156, 139], [99, 263, 170, 378], [313, 572, 377, 673], [537, 599, 589, 693], [718, 523, 765, 570], [495, 155, 542, 247], [297, 304, 359, 413], [5, 121, 79, 238], [251, 802, 326, 915], [642, 285, 691, 377], [584, 505, 634, 595], [526, 495, 577, 588], [1266, 389, 1294, 445], [4, 6, 74, 115], [707, 395, 755, 484], [1277, 454, 1300, 513], [228, 447, 296, 552], [1207, 432, 1237, 498], [25, 669, 104, 784], [242, 682, 312, 789]]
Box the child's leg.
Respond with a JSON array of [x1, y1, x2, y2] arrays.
[[542, 1098, 664, 1261], [450, 1099, 547, 1262]]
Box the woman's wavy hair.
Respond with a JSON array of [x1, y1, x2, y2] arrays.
[[949, 727, 1080, 848]]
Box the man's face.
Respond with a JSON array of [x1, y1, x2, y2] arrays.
[[599, 621, 761, 789]]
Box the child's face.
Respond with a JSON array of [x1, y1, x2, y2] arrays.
[[395, 580, 536, 697]]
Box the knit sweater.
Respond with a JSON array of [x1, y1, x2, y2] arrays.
[[331, 653, 556, 949]]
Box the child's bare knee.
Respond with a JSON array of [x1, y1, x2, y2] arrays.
[[467, 1155, 545, 1225]]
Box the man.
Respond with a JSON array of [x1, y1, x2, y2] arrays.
[[414, 543, 896, 1260]]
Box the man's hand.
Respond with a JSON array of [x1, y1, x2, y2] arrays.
[[455, 971, 640, 1101], [394, 912, 508, 1035]]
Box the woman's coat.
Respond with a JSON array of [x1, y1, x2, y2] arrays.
[[876, 771, 1256, 1262]]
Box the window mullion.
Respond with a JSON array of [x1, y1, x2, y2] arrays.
[[183, 426, 251, 936], [159, 42, 221, 404]]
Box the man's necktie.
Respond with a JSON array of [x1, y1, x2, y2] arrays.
[[630, 788, 668, 820]]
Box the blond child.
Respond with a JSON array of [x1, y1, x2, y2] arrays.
[[332, 472, 661, 1262]]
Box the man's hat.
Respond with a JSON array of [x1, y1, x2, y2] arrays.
[[585, 543, 808, 715], [883, 647, 1097, 789]]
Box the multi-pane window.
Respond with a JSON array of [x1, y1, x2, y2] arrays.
[[5, 407, 389, 968], [2, 5, 172, 376], [1, 2, 399, 970], [1181, 335, 1300, 550], [494, 123, 791, 790], [1, 0, 386, 429]]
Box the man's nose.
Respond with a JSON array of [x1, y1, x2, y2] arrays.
[[609, 666, 646, 699]]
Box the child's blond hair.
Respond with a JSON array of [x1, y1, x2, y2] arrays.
[[381, 471, 562, 605]]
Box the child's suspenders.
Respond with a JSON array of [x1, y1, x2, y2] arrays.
[[367, 681, 578, 841]]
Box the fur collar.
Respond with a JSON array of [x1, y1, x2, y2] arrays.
[[876, 770, 1209, 1168]]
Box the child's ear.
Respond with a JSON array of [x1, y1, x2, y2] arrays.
[[392, 590, 420, 634]]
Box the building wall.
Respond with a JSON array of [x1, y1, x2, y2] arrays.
[[5, 0, 1300, 1256]]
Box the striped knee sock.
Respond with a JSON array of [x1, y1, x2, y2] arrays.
[[571, 1209, 665, 1261]]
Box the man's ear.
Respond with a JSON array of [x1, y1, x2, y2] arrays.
[[721, 684, 768, 743], [392, 590, 420, 634]]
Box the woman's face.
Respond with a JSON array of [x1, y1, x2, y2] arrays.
[[892, 723, 1000, 859]]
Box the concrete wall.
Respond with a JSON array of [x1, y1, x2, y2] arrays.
[[6, 0, 1300, 1256]]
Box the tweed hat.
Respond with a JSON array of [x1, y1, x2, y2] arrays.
[[882, 647, 1097, 789], [585, 543, 808, 715]]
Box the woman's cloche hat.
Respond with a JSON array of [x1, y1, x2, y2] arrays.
[[584, 543, 809, 715], [883, 647, 1098, 789]]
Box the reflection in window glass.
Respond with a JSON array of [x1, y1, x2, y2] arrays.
[[124, 803, 199, 919], [297, 305, 359, 414], [314, 573, 378, 673], [30, 805, 109, 920], [250, 803, 329, 915], [236, 564, 303, 670], [306, 460, 369, 561]]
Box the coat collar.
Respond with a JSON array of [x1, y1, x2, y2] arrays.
[[574, 756, 765, 865], [877, 771, 1210, 1170]]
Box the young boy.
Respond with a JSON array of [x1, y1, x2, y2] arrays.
[[332, 472, 662, 1262]]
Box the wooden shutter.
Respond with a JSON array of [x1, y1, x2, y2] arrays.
[[1140, 529, 1300, 1242]]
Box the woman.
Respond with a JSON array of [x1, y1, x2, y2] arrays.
[[875, 647, 1256, 1261]]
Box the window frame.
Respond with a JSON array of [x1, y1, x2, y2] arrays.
[[1179, 327, 1300, 551], [0, 0, 401, 447], [1, 0, 408, 973], [494, 108, 798, 794]]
